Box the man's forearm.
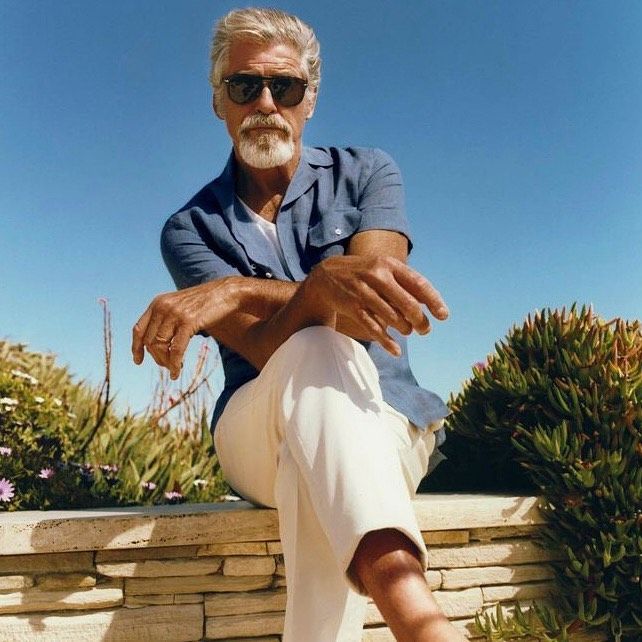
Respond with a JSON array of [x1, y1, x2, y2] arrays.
[[198, 274, 333, 370], [201, 275, 370, 370]]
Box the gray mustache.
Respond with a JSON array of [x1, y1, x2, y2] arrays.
[[240, 115, 292, 135]]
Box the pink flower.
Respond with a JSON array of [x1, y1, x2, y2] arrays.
[[0, 446, 12, 456], [473, 361, 488, 371], [164, 490, 184, 502], [100, 464, 119, 474], [141, 481, 157, 490], [38, 468, 55, 480], [0, 478, 15, 502]]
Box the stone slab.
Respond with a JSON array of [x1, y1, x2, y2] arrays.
[[425, 570, 442, 590], [205, 611, 285, 639], [0, 604, 202, 641], [0, 587, 123, 615], [124, 594, 174, 607], [175, 593, 204, 604], [428, 540, 562, 569], [468, 524, 541, 541], [36, 574, 96, 590], [266, 541, 283, 555], [0, 576, 34, 591], [97, 557, 222, 577], [0, 502, 279, 555], [442, 564, 555, 589], [96, 546, 200, 563], [222, 556, 276, 577], [0, 552, 94, 574], [482, 580, 556, 602], [198, 542, 268, 556], [423, 530, 470, 545], [413, 495, 545, 531], [126, 574, 272, 595], [205, 588, 287, 617]]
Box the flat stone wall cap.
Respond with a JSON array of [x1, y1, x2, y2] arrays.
[[0, 495, 543, 556], [413, 494, 545, 531], [0, 502, 279, 556]]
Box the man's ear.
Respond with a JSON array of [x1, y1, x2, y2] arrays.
[[213, 93, 224, 120], [305, 88, 318, 120]]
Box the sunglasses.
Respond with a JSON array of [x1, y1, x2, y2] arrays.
[[223, 74, 308, 107]]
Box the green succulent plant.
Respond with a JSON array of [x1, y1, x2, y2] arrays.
[[434, 305, 641, 641]]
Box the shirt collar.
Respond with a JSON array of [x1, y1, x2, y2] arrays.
[[207, 147, 333, 276]]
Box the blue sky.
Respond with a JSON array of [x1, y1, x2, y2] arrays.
[[2, 1, 641, 416]]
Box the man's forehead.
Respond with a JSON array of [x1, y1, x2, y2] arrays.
[[226, 39, 306, 75]]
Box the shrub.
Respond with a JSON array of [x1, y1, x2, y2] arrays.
[[443, 306, 641, 641], [0, 322, 229, 511]]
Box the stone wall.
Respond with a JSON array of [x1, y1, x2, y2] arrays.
[[0, 495, 606, 641]]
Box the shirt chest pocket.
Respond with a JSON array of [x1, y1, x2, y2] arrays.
[[307, 208, 362, 260]]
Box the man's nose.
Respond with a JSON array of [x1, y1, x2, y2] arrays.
[[254, 85, 278, 114]]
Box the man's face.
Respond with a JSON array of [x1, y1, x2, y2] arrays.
[[216, 39, 316, 170]]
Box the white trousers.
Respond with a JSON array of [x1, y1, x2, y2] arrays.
[[214, 327, 440, 642]]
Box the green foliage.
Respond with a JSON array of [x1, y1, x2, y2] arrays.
[[446, 306, 642, 641], [0, 338, 229, 511]]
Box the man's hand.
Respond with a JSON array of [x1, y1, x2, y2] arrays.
[[132, 277, 239, 379], [306, 255, 448, 356]]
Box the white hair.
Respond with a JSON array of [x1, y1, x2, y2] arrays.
[[210, 7, 321, 114]]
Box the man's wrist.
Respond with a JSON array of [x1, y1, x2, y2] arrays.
[[295, 272, 336, 327]]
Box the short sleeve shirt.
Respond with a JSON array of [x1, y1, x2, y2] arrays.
[[161, 146, 448, 463]]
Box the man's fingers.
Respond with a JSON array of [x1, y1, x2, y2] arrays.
[[393, 267, 449, 321], [366, 275, 431, 334], [356, 309, 401, 357], [168, 327, 192, 380], [132, 307, 153, 364], [355, 283, 412, 335]]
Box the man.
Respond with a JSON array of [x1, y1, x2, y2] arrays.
[[132, 8, 465, 642]]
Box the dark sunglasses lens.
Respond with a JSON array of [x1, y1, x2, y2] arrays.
[[269, 77, 305, 106], [226, 75, 306, 106], [227, 76, 262, 104]]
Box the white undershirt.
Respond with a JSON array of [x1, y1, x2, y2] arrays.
[[236, 196, 294, 279]]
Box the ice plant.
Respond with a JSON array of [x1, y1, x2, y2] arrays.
[[448, 306, 642, 640], [141, 481, 157, 490], [0, 478, 15, 502], [38, 468, 55, 480], [0, 446, 12, 456]]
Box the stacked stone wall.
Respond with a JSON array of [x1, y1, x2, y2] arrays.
[[0, 496, 607, 641]]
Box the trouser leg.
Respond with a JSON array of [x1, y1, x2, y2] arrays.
[[214, 327, 438, 642]]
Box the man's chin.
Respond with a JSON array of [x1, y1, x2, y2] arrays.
[[238, 141, 295, 169]]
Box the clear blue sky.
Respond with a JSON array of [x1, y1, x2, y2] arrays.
[[2, 1, 641, 416]]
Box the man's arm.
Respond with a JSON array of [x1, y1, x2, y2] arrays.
[[132, 229, 448, 377]]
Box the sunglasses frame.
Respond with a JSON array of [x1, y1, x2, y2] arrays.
[[223, 74, 309, 107]]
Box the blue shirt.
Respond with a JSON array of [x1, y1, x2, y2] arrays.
[[161, 146, 448, 464]]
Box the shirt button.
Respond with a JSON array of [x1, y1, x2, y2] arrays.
[[265, 272, 273, 278], [334, 228, 342, 235]]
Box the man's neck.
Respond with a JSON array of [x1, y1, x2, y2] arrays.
[[234, 148, 302, 222]]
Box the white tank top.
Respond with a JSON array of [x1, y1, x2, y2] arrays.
[[236, 196, 294, 279]]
